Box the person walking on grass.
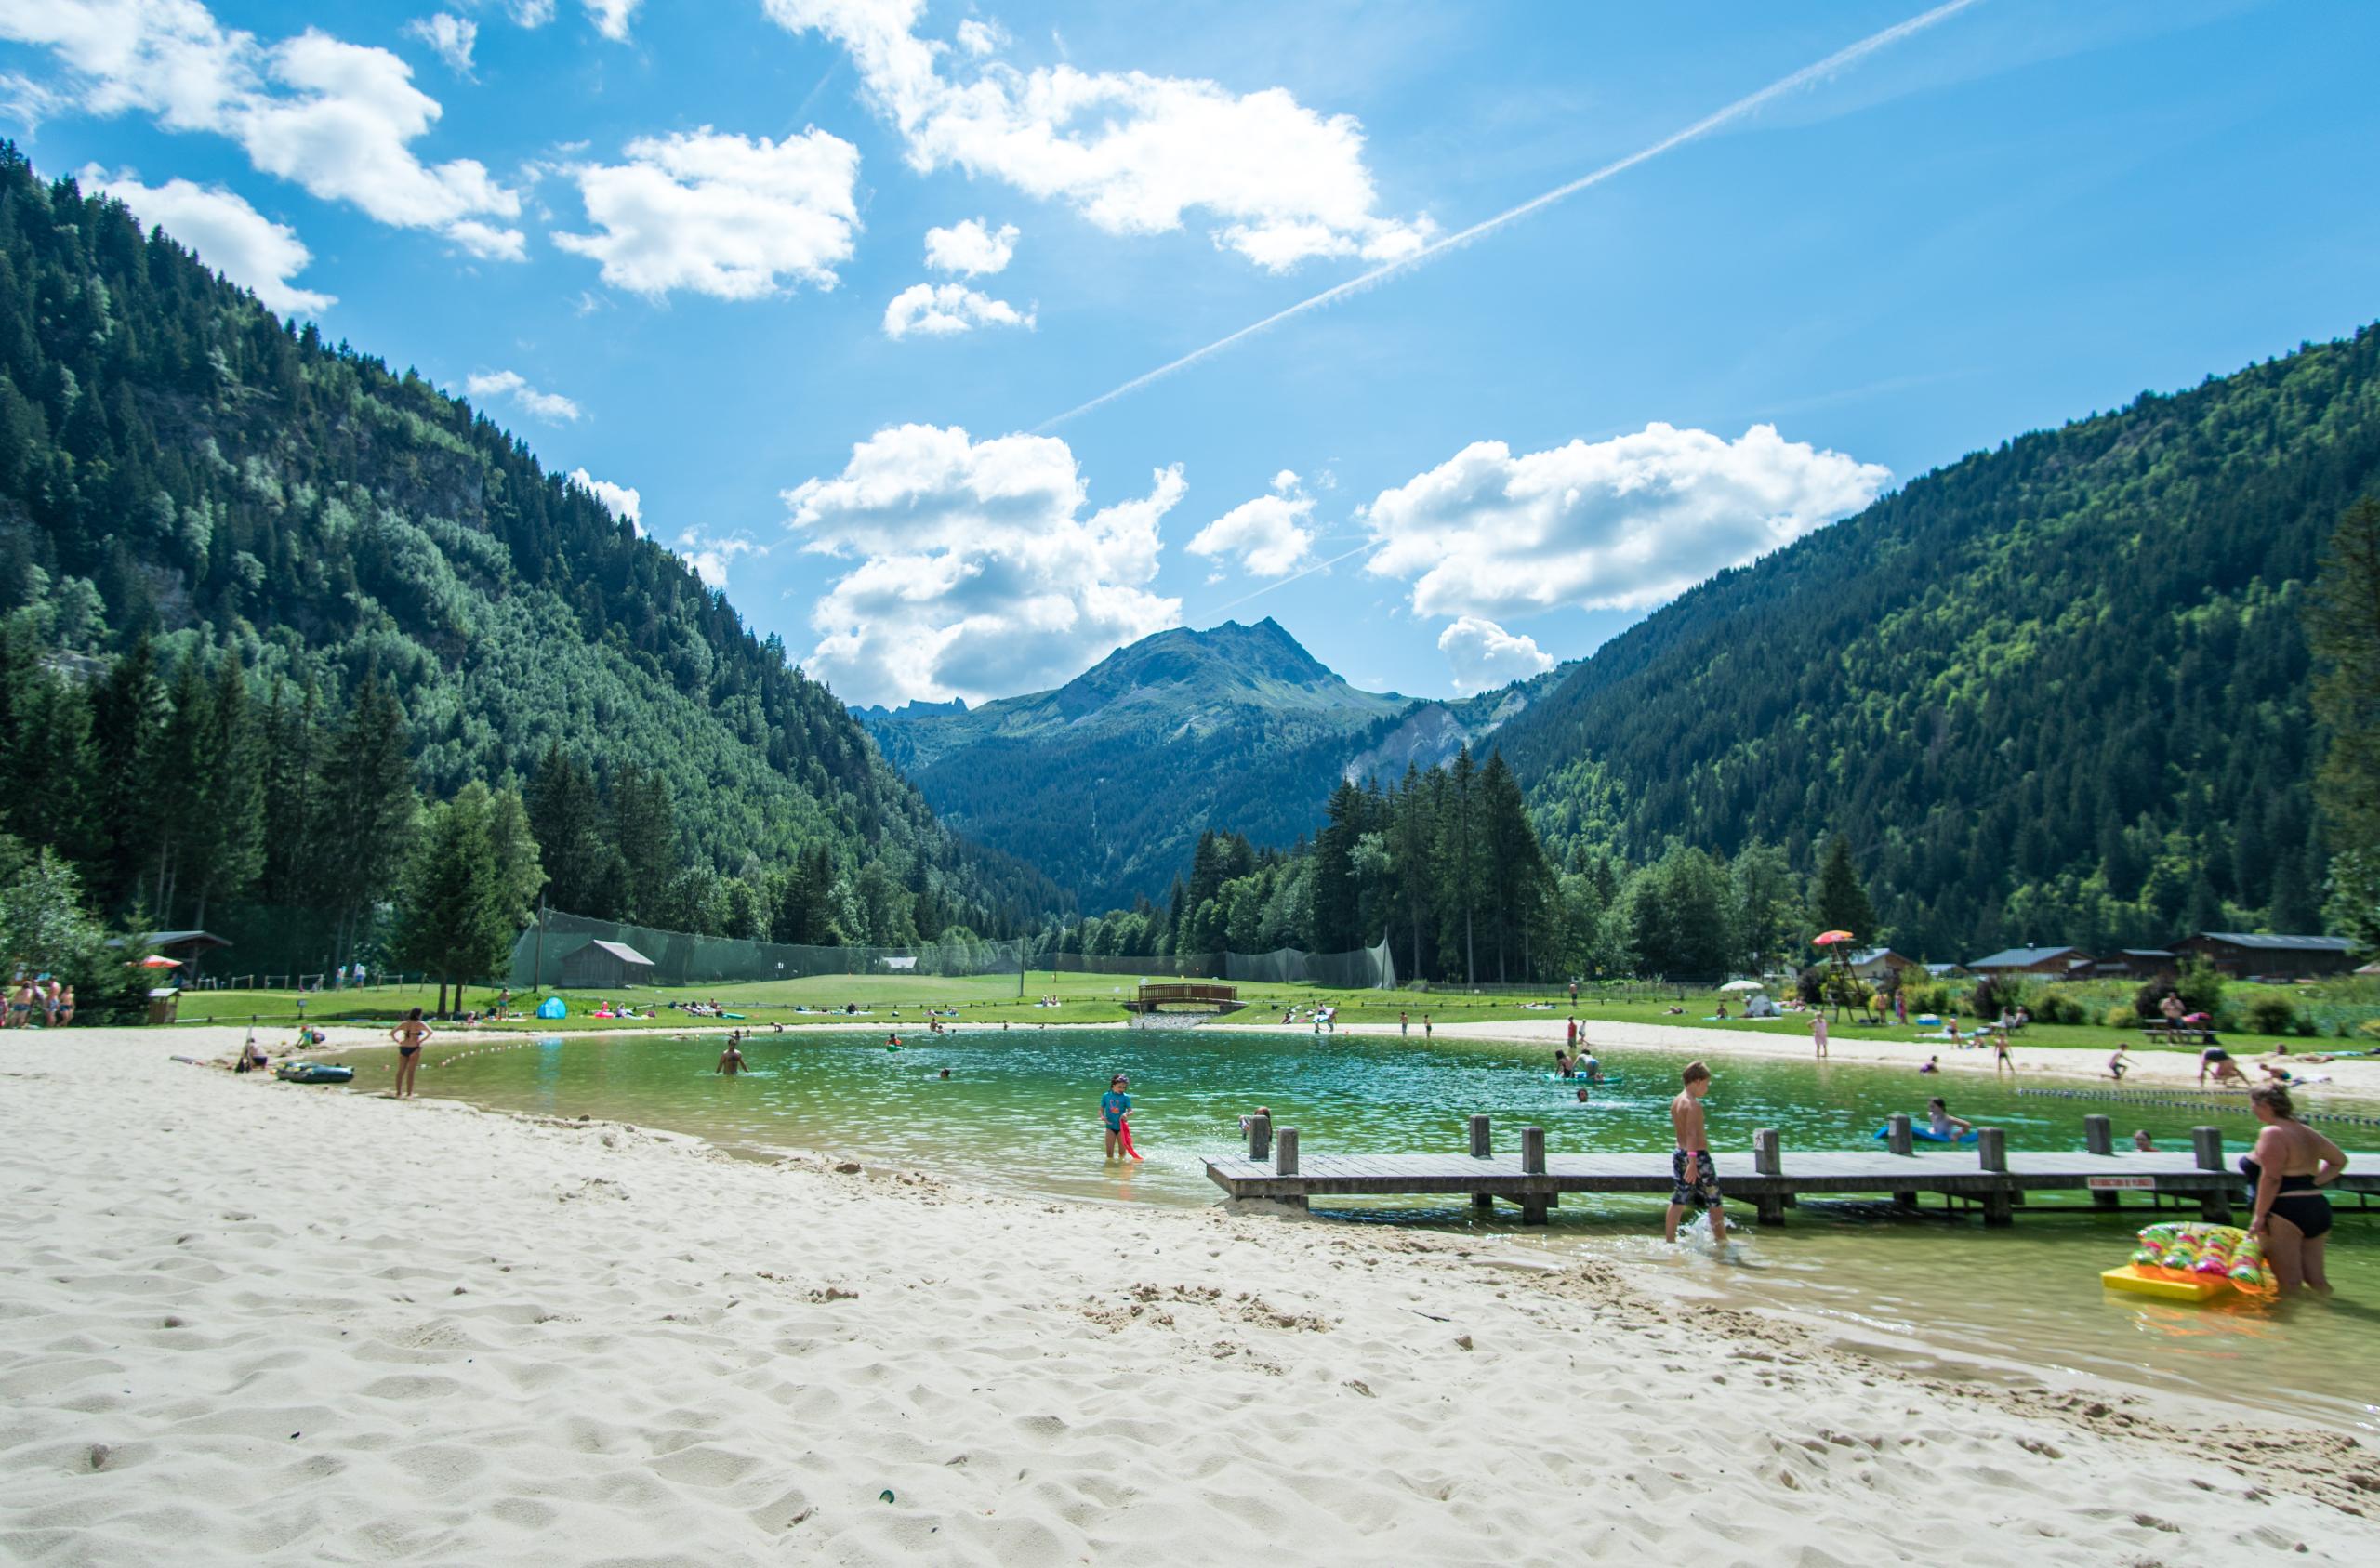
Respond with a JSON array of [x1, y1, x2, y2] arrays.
[[390, 1007, 431, 1099], [1665, 1061, 1726, 1248]]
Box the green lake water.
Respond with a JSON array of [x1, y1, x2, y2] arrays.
[[335, 1023, 2380, 1435]]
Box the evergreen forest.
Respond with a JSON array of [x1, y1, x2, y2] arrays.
[[0, 146, 1061, 993], [1495, 326, 2380, 961]]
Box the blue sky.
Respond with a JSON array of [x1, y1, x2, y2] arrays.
[[7, 0, 2378, 705]]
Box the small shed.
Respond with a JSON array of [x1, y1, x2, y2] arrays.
[[2174, 932, 2354, 980], [557, 940, 656, 989], [1844, 947, 1918, 982], [1966, 945, 2094, 980]]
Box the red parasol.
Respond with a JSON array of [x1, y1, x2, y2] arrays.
[[1812, 930, 1855, 947], [138, 955, 183, 968]]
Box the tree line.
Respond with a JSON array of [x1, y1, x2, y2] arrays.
[[1058, 743, 1891, 983]]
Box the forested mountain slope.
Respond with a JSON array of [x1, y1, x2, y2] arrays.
[[862, 620, 1408, 908], [864, 618, 1570, 911], [1495, 325, 2380, 960], [0, 147, 1058, 947]]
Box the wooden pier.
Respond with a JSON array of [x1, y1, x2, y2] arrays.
[[1206, 1114, 2380, 1226]]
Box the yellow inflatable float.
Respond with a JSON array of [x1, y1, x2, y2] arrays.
[[2101, 1221, 2272, 1303]]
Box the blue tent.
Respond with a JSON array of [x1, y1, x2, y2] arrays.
[[536, 996, 566, 1020]]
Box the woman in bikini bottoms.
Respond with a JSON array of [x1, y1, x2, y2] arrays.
[[390, 1007, 433, 1099], [2240, 1082, 2347, 1295]]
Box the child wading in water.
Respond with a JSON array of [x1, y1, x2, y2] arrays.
[[1102, 1074, 1143, 1161], [1664, 1061, 1726, 1248]]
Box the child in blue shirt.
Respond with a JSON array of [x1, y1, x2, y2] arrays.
[[1102, 1074, 1142, 1161]]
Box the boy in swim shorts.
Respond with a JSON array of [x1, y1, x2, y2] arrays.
[[1665, 1061, 1726, 1246]]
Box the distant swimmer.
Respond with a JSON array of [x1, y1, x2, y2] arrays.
[[716, 1040, 747, 1075], [938, 1067, 951, 1080], [1575, 1086, 1591, 1103], [887, 1033, 902, 1051]]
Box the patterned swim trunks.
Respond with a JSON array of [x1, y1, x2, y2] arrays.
[[1671, 1149, 1722, 1209]]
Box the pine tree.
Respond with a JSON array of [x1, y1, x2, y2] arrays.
[[527, 743, 611, 915], [1309, 780, 1365, 953], [1812, 834, 1876, 939], [1438, 746, 1481, 984], [390, 783, 512, 1013], [2310, 495, 2380, 849], [606, 763, 677, 923], [316, 672, 418, 966]]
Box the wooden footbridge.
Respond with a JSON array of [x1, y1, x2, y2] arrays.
[[1206, 1114, 2380, 1226], [1121, 982, 1244, 1019]]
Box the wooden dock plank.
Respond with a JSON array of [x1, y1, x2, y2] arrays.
[[1204, 1140, 2380, 1222]]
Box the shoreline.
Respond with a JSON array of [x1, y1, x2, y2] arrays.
[[2, 1034, 2374, 1561], [185, 1012, 2380, 1098]]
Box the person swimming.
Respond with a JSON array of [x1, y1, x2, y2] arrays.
[[1925, 1097, 1972, 1140], [716, 1040, 747, 1075]]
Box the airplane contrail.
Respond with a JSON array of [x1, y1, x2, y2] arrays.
[[1204, 539, 1375, 616], [1038, 0, 1984, 431]]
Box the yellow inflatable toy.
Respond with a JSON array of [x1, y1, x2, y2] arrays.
[[2101, 1221, 2272, 1303]]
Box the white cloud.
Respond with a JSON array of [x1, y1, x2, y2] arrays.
[[1363, 423, 1891, 617], [763, 0, 1431, 271], [674, 528, 761, 588], [881, 281, 1032, 339], [783, 424, 1183, 707], [583, 0, 638, 42], [1437, 616, 1554, 694], [567, 467, 642, 534], [405, 13, 475, 75], [953, 18, 1003, 57], [0, 3, 523, 257], [923, 216, 1016, 276], [466, 368, 581, 422], [556, 126, 860, 299], [509, 0, 556, 24], [83, 165, 333, 314], [1185, 474, 1316, 578]]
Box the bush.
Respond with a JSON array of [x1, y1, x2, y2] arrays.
[[2175, 956, 2226, 1018], [2134, 979, 2174, 1021], [2294, 1010, 2320, 1037], [1904, 982, 1950, 1016], [2245, 994, 2301, 1035], [1794, 966, 1825, 1005], [2103, 1005, 2137, 1030]]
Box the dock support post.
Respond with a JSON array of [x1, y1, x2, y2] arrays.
[[1977, 1127, 2012, 1226], [1248, 1113, 1271, 1161], [2083, 1114, 2119, 1207], [1519, 1126, 1549, 1224], [2191, 1126, 2230, 1222], [1886, 1113, 1914, 1157], [1469, 1114, 1494, 1214], [1276, 1128, 1305, 1210], [1752, 1130, 1787, 1224]]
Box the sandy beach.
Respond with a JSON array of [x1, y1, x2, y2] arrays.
[[1, 1034, 2373, 1564]]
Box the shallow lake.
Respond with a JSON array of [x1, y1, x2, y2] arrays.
[[336, 1021, 2380, 1435]]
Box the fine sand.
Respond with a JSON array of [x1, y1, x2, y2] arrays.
[[5, 1035, 2374, 1565]]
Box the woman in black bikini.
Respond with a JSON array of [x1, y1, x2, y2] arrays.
[[2241, 1083, 2347, 1295], [390, 1008, 432, 1099]]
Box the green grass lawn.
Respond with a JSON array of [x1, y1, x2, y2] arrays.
[[166, 969, 2371, 1060]]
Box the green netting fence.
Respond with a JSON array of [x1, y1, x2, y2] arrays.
[[509, 911, 1398, 991], [509, 911, 1028, 989]]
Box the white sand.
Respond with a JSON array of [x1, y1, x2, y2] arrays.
[[4, 1036, 2374, 1565]]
